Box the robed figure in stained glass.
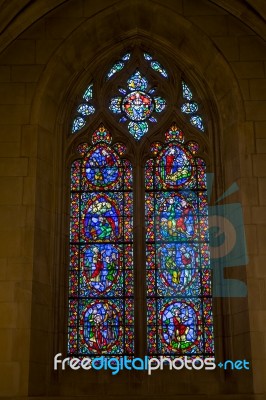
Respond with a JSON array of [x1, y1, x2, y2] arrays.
[[146, 125, 213, 356], [68, 126, 134, 356]]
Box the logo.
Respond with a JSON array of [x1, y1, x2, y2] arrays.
[[207, 174, 248, 297]]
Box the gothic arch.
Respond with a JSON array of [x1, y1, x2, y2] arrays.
[[28, 2, 251, 396]]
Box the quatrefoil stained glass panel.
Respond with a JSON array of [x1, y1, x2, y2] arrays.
[[109, 70, 166, 140]]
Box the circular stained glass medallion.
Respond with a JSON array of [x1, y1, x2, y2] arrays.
[[84, 145, 121, 189], [122, 91, 154, 121]]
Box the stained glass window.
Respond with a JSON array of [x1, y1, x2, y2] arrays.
[[72, 83, 95, 133], [68, 50, 213, 359], [68, 125, 134, 356], [106, 53, 131, 80], [190, 116, 204, 132], [145, 124, 213, 356], [180, 81, 205, 132], [144, 53, 168, 78], [109, 70, 166, 140]]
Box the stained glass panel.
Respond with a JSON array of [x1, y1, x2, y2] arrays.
[[72, 117, 85, 133], [182, 81, 193, 101], [68, 126, 134, 356], [145, 125, 213, 357], [181, 102, 198, 114], [128, 121, 148, 140], [113, 142, 127, 156], [154, 97, 166, 113], [77, 104, 95, 116], [83, 84, 93, 102], [72, 83, 95, 134], [122, 91, 154, 121], [109, 97, 122, 114], [144, 53, 152, 61], [106, 53, 131, 80], [107, 62, 124, 80], [150, 61, 168, 78], [190, 115, 205, 131], [127, 70, 148, 91], [150, 142, 163, 155], [144, 53, 168, 78], [109, 70, 166, 139], [180, 82, 205, 132], [91, 125, 112, 144]]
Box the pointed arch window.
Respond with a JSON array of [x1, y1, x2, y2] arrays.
[[68, 126, 134, 356], [67, 49, 213, 358], [146, 125, 213, 356]]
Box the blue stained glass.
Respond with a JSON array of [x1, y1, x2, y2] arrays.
[[71, 83, 95, 134], [155, 193, 197, 241], [154, 97, 166, 113], [128, 121, 148, 140], [85, 145, 121, 189], [77, 104, 95, 116], [159, 300, 200, 352], [182, 81, 193, 101], [119, 116, 127, 123], [109, 97, 122, 114], [144, 53, 152, 61], [107, 61, 124, 80], [83, 195, 120, 241], [83, 84, 93, 102], [72, 117, 86, 133], [146, 126, 213, 356], [181, 102, 198, 114], [109, 67, 167, 139], [150, 61, 168, 78], [144, 53, 168, 78], [121, 53, 131, 61], [127, 70, 148, 91], [190, 116, 204, 132], [68, 126, 134, 356], [148, 88, 157, 95], [119, 88, 127, 95], [106, 53, 131, 80], [81, 244, 121, 294]]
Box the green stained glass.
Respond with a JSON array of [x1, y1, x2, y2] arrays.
[[128, 121, 148, 140], [145, 125, 213, 356], [154, 97, 166, 113], [106, 53, 131, 80], [127, 70, 148, 91], [83, 84, 93, 101], [150, 61, 168, 78], [68, 126, 134, 356], [144, 53, 168, 78]]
